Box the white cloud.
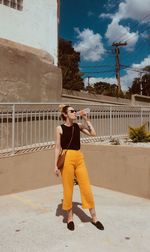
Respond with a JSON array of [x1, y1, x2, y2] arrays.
[[73, 28, 105, 62], [100, 0, 150, 50], [100, 13, 113, 19], [132, 55, 150, 68], [141, 32, 150, 39], [121, 55, 150, 90], [84, 77, 116, 86], [116, 0, 150, 23], [121, 71, 137, 90], [105, 20, 139, 51], [84, 55, 150, 91], [101, 0, 150, 23]]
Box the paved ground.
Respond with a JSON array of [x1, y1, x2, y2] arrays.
[[0, 185, 150, 252]]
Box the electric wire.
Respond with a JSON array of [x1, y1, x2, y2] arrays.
[[113, 12, 150, 44]]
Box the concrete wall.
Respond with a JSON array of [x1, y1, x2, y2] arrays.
[[0, 38, 62, 102], [84, 145, 150, 199], [0, 0, 58, 65], [0, 149, 61, 195], [62, 89, 150, 106], [131, 94, 150, 106], [62, 89, 131, 105], [0, 145, 150, 199]]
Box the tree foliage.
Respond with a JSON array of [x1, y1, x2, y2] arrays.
[[129, 66, 150, 96], [58, 38, 84, 91], [85, 81, 125, 98]]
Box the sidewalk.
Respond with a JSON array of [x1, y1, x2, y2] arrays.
[[0, 185, 150, 252]]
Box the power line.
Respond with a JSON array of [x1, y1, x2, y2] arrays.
[[109, 13, 150, 66], [82, 69, 115, 74], [118, 25, 150, 56], [120, 64, 150, 74], [113, 12, 150, 44], [89, 26, 149, 75], [120, 36, 149, 66], [81, 13, 150, 89], [119, 37, 150, 67], [80, 65, 115, 68], [114, 26, 150, 66], [81, 13, 150, 76]]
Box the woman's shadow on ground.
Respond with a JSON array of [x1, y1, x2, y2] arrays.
[[56, 201, 92, 223]]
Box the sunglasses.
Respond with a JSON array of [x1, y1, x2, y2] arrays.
[[68, 109, 76, 113]]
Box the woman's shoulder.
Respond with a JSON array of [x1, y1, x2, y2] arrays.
[[74, 122, 82, 130], [76, 122, 83, 130], [56, 125, 63, 134], [73, 122, 79, 127]]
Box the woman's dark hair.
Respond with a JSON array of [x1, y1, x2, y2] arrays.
[[60, 105, 70, 121]]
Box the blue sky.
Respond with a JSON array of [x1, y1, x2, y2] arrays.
[[59, 0, 150, 91]]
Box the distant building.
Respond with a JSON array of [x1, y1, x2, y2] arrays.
[[0, 0, 59, 65]]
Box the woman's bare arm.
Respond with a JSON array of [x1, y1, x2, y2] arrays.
[[54, 126, 62, 176], [78, 114, 96, 136]]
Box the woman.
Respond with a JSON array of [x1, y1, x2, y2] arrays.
[[54, 105, 104, 231]]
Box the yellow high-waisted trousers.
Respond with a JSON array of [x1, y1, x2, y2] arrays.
[[61, 150, 95, 210]]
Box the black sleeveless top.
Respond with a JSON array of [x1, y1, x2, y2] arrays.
[[60, 123, 80, 150]]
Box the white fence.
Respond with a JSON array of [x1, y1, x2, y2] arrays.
[[0, 103, 150, 156]]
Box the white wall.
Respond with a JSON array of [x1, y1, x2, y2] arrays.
[[0, 0, 58, 65]]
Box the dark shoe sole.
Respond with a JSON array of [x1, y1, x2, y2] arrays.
[[67, 221, 75, 231]]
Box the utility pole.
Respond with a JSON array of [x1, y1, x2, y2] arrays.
[[112, 42, 127, 97], [87, 76, 91, 86], [139, 72, 143, 95]]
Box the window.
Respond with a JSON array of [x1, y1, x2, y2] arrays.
[[0, 0, 23, 11]]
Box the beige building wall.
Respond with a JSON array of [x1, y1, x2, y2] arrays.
[[0, 39, 62, 102], [0, 0, 58, 65]]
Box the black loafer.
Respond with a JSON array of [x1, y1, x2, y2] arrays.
[[92, 221, 104, 230], [67, 221, 75, 231]]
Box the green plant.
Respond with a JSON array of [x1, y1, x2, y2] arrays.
[[129, 123, 150, 142]]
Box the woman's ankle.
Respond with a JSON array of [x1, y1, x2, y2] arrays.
[[92, 216, 98, 223], [67, 209, 73, 223], [67, 217, 73, 223], [89, 208, 97, 222]]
